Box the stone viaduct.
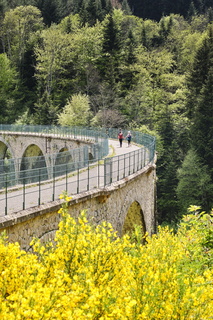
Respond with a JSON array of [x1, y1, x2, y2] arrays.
[[0, 131, 99, 179], [0, 126, 157, 251]]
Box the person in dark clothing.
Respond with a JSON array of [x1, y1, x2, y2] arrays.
[[126, 131, 132, 147], [118, 130, 124, 147]]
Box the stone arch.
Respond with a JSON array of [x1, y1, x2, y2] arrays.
[[20, 144, 48, 183], [0, 140, 13, 160], [54, 147, 74, 177], [39, 229, 58, 241], [115, 184, 148, 237], [26, 229, 59, 252], [0, 139, 16, 188], [122, 201, 146, 237]]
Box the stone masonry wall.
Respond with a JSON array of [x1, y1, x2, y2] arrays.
[[0, 162, 157, 251]]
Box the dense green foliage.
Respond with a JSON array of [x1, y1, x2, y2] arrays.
[[0, 1, 213, 224], [0, 201, 213, 319]]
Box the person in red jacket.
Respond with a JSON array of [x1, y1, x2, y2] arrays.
[[118, 129, 124, 147]]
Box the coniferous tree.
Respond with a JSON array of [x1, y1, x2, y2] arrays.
[[103, 0, 112, 13], [121, 0, 132, 15], [36, 0, 58, 25], [54, 0, 76, 21], [157, 16, 173, 45], [100, 12, 122, 87], [0, 0, 7, 16], [79, 0, 111, 25], [125, 29, 136, 64], [186, 26, 213, 118], [191, 66, 213, 178], [184, 25, 213, 211], [100, 0, 113, 20], [156, 108, 180, 223], [33, 92, 59, 124], [177, 148, 213, 215], [187, 1, 197, 19], [80, 0, 98, 26], [207, 6, 213, 23], [141, 24, 147, 48], [120, 29, 137, 93], [102, 12, 121, 54]]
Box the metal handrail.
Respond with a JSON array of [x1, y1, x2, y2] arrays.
[[0, 125, 156, 215]]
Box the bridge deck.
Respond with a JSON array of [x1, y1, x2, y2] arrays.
[[0, 139, 142, 216]]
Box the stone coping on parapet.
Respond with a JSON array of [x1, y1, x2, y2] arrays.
[[0, 161, 156, 230], [0, 131, 95, 143]]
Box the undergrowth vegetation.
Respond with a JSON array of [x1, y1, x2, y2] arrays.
[[0, 197, 213, 319]]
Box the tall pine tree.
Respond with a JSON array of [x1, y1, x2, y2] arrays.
[[191, 66, 213, 178], [185, 25, 213, 211], [100, 12, 122, 87], [186, 25, 213, 118]]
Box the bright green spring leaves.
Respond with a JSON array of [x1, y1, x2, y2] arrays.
[[0, 203, 213, 319]]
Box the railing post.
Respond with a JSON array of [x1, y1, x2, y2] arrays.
[[38, 169, 41, 206], [98, 159, 100, 188], [110, 158, 112, 183], [117, 156, 119, 181], [66, 164, 68, 193], [137, 149, 139, 171], [104, 158, 106, 186], [5, 174, 7, 215], [133, 151, 135, 173], [144, 147, 146, 167], [23, 172, 25, 210], [77, 164, 79, 194], [87, 160, 89, 191], [123, 155, 126, 178], [52, 166, 55, 201], [129, 152, 131, 175]]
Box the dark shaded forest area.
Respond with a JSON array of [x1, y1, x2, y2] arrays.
[[0, 0, 213, 225], [128, 0, 213, 21]]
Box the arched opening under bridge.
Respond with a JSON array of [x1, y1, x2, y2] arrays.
[[0, 141, 15, 188], [122, 201, 146, 239], [0, 141, 13, 160], [55, 148, 74, 177], [20, 144, 48, 184]]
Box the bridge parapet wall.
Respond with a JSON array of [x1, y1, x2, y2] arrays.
[[0, 161, 156, 251]]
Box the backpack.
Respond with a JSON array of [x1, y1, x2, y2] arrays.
[[118, 133, 123, 139]]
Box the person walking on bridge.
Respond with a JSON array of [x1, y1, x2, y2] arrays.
[[118, 129, 124, 147], [126, 131, 132, 147]]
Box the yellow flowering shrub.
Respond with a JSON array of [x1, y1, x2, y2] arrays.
[[0, 199, 212, 319]]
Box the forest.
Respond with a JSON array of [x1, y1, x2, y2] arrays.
[[0, 0, 213, 225]]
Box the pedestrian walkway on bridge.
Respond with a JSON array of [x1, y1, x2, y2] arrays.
[[0, 138, 144, 216]]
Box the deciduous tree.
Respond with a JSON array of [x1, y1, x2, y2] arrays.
[[0, 5, 43, 75], [35, 24, 74, 109], [0, 53, 20, 123], [58, 93, 91, 126]]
